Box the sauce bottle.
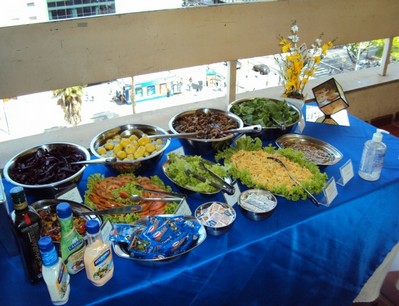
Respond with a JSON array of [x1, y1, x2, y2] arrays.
[[84, 219, 114, 286], [56, 202, 85, 275], [38, 236, 70, 305], [10, 186, 43, 283]]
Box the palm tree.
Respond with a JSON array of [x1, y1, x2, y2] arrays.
[[53, 86, 84, 126]]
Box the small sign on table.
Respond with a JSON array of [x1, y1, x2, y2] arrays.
[[312, 78, 349, 125]]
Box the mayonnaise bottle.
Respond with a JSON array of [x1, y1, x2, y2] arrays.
[[38, 236, 70, 305], [84, 220, 114, 286]]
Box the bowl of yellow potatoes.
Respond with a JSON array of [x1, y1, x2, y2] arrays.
[[90, 123, 171, 173]]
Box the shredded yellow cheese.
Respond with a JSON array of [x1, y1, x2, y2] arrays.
[[230, 150, 313, 191]]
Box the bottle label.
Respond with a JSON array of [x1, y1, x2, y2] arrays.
[[56, 262, 70, 299], [64, 243, 85, 274], [59, 216, 86, 275], [20, 222, 43, 278], [88, 248, 113, 281]]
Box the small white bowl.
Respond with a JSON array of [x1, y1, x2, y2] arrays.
[[194, 201, 236, 236], [238, 189, 277, 221]]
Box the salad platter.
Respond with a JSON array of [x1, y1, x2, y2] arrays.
[[162, 153, 234, 195]]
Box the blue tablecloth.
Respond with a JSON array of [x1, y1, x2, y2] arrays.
[[1, 112, 399, 306]]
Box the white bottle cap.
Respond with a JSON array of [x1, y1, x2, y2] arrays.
[[372, 128, 389, 142]]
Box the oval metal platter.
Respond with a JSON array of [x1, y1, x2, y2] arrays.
[[112, 215, 207, 266], [162, 158, 224, 195], [31, 199, 102, 243], [275, 133, 343, 166]]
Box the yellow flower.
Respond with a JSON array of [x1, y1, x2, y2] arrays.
[[275, 21, 335, 99], [282, 43, 291, 53], [279, 38, 287, 46]]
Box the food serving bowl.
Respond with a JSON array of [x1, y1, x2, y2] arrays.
[[227, 97, 302, 140], [194, 201, 236, 236], [238, 189, 277, 221], [3, 142, 90, 197], [168, 108, 244, 155], [31, 198, 102, 243], [112, 215, 206, 266], [90, 123, 171, 173]]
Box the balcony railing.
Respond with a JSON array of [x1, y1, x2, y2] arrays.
[[0, 0, 399, 168]]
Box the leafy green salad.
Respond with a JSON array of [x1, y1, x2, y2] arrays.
[[164, 153, 229, 194], [229, 98, 299, 127]]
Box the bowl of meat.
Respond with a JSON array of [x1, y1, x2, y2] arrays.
[[168, 108, 244, 154]]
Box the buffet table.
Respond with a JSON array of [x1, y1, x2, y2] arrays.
[[1, 112, 399, 306]]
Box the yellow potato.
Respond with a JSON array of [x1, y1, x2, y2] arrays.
[[113, 143, 123, 154], [104, 142, 114, 150], [138, 136, 151, 146], [116, 150, 127, 160], [129, 135, 139, 141], [125, 144, 137, 154], [120, 138, 131, 148], [97, 146, 107, 155], [134, 146, 146, 159], [145, 143, 156, 153]]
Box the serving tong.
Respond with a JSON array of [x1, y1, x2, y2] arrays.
[[77, 189, 186, 216], [266, 156, 320, 207], [184, 161, 235, 195], [271, 116, 286, 130]]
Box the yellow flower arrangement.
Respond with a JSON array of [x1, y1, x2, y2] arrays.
[[275, 21, 334, 100]]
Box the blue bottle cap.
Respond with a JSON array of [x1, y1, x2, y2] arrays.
[[38, 236, 54, 252], [86, 219, 100, 234], [56, 202, 72, 218], [38, 236, 58, 266]]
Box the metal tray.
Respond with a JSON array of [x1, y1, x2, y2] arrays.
[[162, 158, 231, 195], [112, 215, 207, 266], [31, 199, 102, 243], [275, 134, 343, 166]]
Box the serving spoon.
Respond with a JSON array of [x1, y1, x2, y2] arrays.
[[120, 124, 262, 139]]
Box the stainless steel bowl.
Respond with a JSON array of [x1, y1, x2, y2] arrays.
[[238, 189, 277, 221], [194, 201, 236, 236], [3, 142, 90, 197], [168, 108, 243, 155], [90, 123, 171, 173], [228, 98, 302, 140]]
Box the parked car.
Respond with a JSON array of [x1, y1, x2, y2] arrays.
[[223, 60, 242, 69], [252, 64, 270, 75]]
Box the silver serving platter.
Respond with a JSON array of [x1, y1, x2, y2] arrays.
[[31, 199, 102, 243], [112, 215, 207, 266], [275, 134, 343, 166], [162, 158, 229, 195]]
